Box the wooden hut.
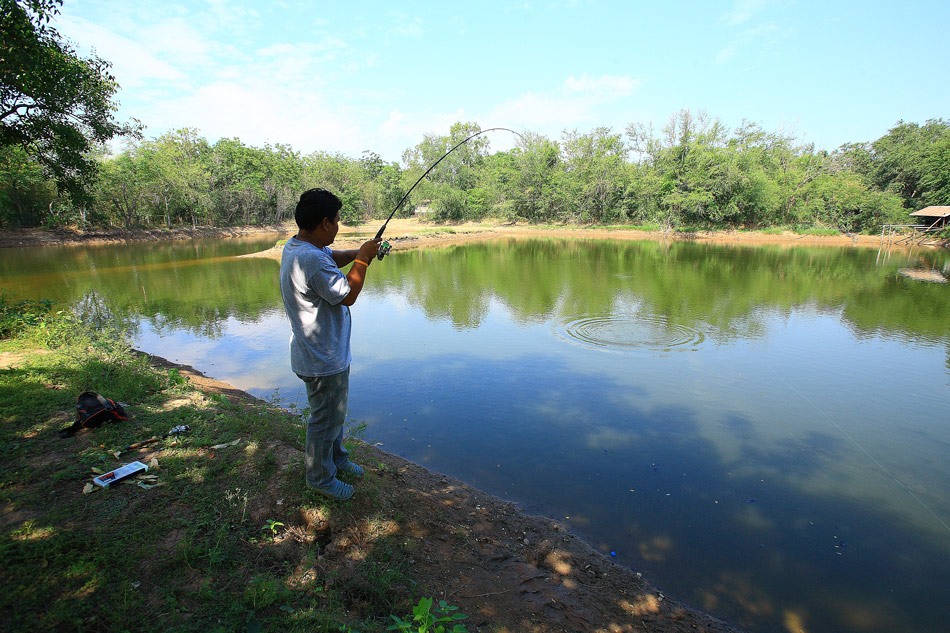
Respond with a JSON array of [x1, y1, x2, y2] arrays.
[[881, 206, 949, 245], [909, 206, 950, 229]]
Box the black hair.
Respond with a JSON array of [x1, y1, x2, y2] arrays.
[[295, 188, 342, 231]]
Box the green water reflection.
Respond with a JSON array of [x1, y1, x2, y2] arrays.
[[0, 236, 282, 334], [369, 238, 950, 343], [1, 236, 948, 633]]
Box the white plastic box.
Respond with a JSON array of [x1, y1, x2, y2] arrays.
[[93, 461, 148, 487]]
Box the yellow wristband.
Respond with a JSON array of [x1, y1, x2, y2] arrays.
[[353, 259, 369, 268]]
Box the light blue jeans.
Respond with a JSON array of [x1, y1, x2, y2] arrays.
[[298, 368, 350, 489]]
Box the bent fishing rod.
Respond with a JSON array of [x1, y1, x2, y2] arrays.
[[374, 127, 525, 258]]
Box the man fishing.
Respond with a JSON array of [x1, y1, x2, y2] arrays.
[[279, 188, 381, 500]]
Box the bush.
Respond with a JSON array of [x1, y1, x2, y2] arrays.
[[0, 294, 54, 339]]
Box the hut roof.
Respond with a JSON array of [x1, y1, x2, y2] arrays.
[[910, 206, 950, 217]]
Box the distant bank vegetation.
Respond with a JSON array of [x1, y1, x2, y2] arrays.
[[3, 116, 948, 236]]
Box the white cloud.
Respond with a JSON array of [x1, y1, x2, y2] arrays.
[[139, 17, 216, 65], [722, 0, 768, 26], [564, 74, 638, 98], [146, 78, 365, 153], [491, 91, 591, 127], [388, 12, 424, 38], [57, 16, 185, 87], [716, 42, 738, 64], [56, 5, 637, 161], [378, 109, 468, 155], [488, 74, 640, 136]]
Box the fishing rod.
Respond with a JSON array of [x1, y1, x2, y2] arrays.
[[374, 126, 525, 258]]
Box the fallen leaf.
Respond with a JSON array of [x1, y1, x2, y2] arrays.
[[210, 438, 241, 449], [90, 467, 104, 475], [83, 483, 95, 494], [149, 457, 159, 470]]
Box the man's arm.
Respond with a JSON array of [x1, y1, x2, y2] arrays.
[[339, 239, 381, 306], [331, 249, 359, 268]]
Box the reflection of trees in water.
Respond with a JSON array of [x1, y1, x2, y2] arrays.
[[73, 290, 139, 338], [374, 239, 950, 343], [63, 239, 950, 346], [65, 256, 280, 336], [142, 310, 227, 339]]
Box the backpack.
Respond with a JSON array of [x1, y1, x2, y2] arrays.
[[58, 391, 128, 438]]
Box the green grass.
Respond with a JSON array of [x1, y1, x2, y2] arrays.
[[0, 296, 469, 633]]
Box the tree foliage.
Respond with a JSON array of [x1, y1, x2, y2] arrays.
[[0, 0, 137, 205], [0, 107, 944, 235]]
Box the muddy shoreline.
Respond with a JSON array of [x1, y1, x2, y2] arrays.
[[1, 219, 927, 252]]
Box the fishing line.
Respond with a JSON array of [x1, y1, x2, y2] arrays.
[[779, 373, 950, 534], [374, 127, 526, 242]]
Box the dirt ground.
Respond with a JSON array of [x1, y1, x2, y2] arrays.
[[264, 218, 896, 256], [0, 218, 903, 252], [1, 221, 928, 632]]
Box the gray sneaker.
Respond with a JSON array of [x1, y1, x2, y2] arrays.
[[337, 461, 365, 479], [308, 478, 354, 501]]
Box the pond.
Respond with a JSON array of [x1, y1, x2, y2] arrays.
[[2, 235, 948, 633]]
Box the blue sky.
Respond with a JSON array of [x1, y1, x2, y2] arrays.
[[58, 0, 949, 162]]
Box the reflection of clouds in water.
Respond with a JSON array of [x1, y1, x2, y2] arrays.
[[585, 426, 639, 451], [137, 312, 296, 399], [135, 322, 219, 364], [638, 534, 673, 562], [699, 572, 775, 623], [735, 504, 773, 531]]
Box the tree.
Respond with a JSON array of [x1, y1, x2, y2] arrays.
[[0, 143, 56, 226], [494, 133, 562, 222], [631, 110, 734, 229], [401, 122, 493, 221], [561, 127, 629, 223], [797, 171, 904, 233], [866, 119, 950, 208], [136, 129, 211, 227], [919, 134, 950, 208], [0, 0, 137, 204], [95, 151, 147, 227]]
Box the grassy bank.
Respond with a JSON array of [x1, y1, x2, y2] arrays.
[[0, 297, 465, 633]]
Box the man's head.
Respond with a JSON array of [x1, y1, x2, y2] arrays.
[[295, 188, 343, 231]]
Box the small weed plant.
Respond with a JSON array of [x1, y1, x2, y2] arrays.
[[388, 597, 469, 633], [260, 518, 284, 539]]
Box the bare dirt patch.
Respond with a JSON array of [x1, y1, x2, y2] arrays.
[[1, 218, 901, 253], [237, 218, 898, 262], [0, 225, 287, 249]]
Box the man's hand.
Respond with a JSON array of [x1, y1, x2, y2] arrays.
[[357, 238, 382, 263]]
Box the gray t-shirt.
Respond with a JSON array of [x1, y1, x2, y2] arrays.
[[279, 237, 352, 377]]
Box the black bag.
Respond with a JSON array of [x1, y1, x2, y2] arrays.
[[58, 391, 128, 438]]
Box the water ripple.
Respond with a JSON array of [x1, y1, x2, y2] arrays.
[[558, 314, 706, 352]]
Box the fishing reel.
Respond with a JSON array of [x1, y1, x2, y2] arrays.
[[377, 240, 392, 260]]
